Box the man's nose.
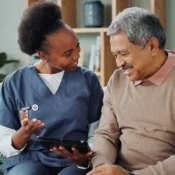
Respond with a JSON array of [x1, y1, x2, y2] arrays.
[[116, 57, 125, 68]]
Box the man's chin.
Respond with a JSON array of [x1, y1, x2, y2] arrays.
[[128, 75, 142, 82], [127, 71, 143, 82]]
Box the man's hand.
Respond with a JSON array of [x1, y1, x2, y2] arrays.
[[12, 111, 45, 150], [87, 164, 128, 175], [50, 146, 92, 166]]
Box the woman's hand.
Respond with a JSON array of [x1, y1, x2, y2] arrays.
[[50, 146, 92, 166], [12, 111, 45, 150], [20, 110, 44, 136]]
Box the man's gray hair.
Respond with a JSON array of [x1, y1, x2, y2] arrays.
[[107, 7, 166, 49]]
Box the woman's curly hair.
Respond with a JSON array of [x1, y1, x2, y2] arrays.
[[18, 1, 64, 55]]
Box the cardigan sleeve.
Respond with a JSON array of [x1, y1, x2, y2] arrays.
[[91, 75, 121, 168]]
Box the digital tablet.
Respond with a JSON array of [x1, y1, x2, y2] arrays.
[[37, 136, 91, 154]]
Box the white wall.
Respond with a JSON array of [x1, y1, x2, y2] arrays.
[[0, 0, 174, 74], [0, 0, 27, 74], [166, 0, 175, 50]]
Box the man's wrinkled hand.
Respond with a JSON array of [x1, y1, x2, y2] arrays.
[[87, 164, 128, 175]]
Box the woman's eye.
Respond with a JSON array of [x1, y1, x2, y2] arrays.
[[65, 43, 80, 58], [77, 43, 80, 48], [77, 42, 81, 49], [77, 46, 81, 52], [76, 45, 81, 52], [65, 52, 72, 57]]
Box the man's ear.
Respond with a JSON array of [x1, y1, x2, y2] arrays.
[[37, 50, 48, 62], [147, 37, 159, 56]]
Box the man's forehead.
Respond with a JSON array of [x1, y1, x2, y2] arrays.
[[110, 42, 131, 53], [110, 33, 133, 53]]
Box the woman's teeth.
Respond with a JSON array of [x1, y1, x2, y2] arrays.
[[71, 61, 78, 67]]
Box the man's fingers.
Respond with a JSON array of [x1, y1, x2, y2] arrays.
[[87, 167, 103, 175], [87, 173, 105, 175], [96, 164, 110, 171], [87, 164, 108, 175]]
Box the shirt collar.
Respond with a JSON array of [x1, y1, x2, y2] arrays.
[[134, 50, 175, 86]]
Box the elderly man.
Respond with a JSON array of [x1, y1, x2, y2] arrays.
[[87, 7, 175, 175]]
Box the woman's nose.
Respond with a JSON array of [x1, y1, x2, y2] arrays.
[[72, 51, 80, 61]]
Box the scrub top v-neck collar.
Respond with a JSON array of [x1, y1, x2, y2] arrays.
[[28, 66, 66, 100]]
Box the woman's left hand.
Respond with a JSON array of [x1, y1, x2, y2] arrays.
[[50, 146, 92, 166]]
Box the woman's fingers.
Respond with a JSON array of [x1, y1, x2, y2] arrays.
[[71, 147, 79, 157], [20, 110, 28, 121], [59, 146, 74, 158], [86, 150, 93, 158], [21, 116, 44, 134], [50, 146, 73, 159]]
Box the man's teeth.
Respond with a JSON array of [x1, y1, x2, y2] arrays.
[[124, 67, 133, 75]]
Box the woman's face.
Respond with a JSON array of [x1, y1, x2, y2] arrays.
[[40, 26, 80, 72]]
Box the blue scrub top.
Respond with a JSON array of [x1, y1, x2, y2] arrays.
[[0, 65, 103, 171]]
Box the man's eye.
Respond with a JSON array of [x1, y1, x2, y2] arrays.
[[113, 54, 118, 59], [121, 52, 130, 56], [121, 53, 128, 57]]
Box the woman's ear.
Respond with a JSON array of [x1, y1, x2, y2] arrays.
[[37, 51, 48, 62], [147, 37, 159, 56]]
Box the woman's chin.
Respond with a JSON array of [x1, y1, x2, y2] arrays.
[[67, 66, 77, 71]]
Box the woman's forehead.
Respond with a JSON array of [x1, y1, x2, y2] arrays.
[[47, 28, 78, 49]]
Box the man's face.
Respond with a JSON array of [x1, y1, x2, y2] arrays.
[[110, 32, 153, 81]]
